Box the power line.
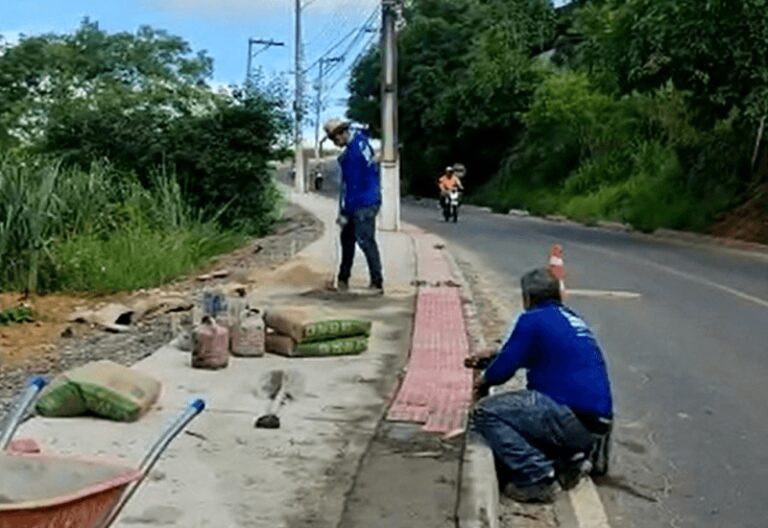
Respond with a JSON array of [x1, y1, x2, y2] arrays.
[[303, 6, 380, 75], [323, 31, 378, 102]]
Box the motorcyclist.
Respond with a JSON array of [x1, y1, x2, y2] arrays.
[[438, 166, 463, 209]]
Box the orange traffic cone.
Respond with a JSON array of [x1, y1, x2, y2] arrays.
[[548, 244, 566, 298]]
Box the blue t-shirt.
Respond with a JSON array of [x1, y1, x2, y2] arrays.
[[339, 130, 381, 213], [484, 302, 613, 418]]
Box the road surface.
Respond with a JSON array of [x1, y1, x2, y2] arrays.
[[312, 162, 767, 527], [402, 199, 768, 528]]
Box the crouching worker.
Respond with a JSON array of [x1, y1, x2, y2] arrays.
[[465, 268, 613, 503]]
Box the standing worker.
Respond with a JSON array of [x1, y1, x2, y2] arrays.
[[324, 119, 384, 294]]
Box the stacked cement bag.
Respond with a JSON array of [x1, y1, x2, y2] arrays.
[[264, 307, 372, 358], [36, 360, 161, 422]]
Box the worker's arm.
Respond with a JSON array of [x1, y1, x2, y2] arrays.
[[480, 313, 536, 387]]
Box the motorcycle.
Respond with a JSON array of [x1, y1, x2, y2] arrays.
[[313, 170, 324, 191], [443, 189, 461, 223]]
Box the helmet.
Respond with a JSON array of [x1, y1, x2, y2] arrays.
[[445, 166, 454, 172]]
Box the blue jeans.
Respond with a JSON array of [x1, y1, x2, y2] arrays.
[[339, 205, 383, 287], [472, 390, 594, 487]]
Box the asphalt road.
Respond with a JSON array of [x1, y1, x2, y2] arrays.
[[310, 164, 767, 527], [402, 200, 768, 528]]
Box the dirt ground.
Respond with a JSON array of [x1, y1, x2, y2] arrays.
[[711, 184, 768, 244], [0, 203, 322, 414]]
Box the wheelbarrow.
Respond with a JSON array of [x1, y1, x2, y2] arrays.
[[0, 376, 206, 528]]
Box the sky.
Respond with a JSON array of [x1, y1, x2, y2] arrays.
[[0, 0, 380, 143]]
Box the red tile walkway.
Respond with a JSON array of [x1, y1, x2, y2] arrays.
[[387, 234, 474, 433]]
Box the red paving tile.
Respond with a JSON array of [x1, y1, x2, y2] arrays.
[[387, 240, 474, 433]]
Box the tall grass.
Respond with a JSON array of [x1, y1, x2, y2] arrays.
[[0, 154, 246, 294]]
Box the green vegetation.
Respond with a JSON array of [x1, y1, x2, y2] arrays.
[[0, 155, 246, 294], [348, 0, 768, 234], [0, 21, 287, 294], [0, 305, 35, 326]]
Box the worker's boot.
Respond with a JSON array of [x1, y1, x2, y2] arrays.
[[556, 453, 592, 491], [503, 478, 558, 504]]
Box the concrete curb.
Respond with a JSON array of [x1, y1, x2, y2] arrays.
[[594, 220, 632, 232], [436, 245, 501, 528], [496, 207, 768, 258], [457, 432, 501, 528], [507, 209, 531, 217], [650, 228, 768, 256]]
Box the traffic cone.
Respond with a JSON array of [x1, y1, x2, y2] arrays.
[[548, 244, 566, 298]]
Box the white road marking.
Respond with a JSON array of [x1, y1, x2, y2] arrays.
[[570, 242, 768, 310], [567, 289, 642, 299], [569, 479, 612, 528]]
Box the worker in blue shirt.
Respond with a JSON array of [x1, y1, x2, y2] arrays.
[[324, 119, 383, 293], [465, 267, 614, 503]]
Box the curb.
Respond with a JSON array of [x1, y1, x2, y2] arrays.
[[507, 209, 531, 217], [437, 246, 501, 528], [497, 208, 768, 257], [457, 432, 501, 528], [595, 220, 632, 233], [650, 228, 768, 257]]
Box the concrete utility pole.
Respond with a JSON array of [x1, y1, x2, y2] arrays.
[[379, 0, 402, 231], [246, 38, 284, 89], [314, 56, 344, 159], [294, 0, 307, 193]]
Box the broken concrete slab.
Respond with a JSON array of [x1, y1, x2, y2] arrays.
[[69, 303, 134, 328]]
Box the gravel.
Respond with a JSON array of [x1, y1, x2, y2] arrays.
[[0, 203, 322, 417]]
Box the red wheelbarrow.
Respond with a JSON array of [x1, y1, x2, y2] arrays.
[[0, 376, 206, 528]]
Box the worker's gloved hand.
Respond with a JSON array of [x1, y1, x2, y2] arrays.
[[336, 214, 348, 227], [473, 376, 491, 401], [464, 349, 498, 370]]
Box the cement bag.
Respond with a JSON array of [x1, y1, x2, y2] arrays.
[[265, 333, 296, 357], [266, 333, 368, 358], [36, 361, 161, 422], [264, 307, 371, 344]]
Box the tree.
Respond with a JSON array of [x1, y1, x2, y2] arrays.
[[347, 0, 557, 195], [0, 20, 288, 232]]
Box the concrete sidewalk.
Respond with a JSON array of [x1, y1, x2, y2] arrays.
[[17, 189, 418, 527]]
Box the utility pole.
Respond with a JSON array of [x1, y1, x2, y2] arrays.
[[380, 0, 402, 231], [246, 38, 285, 89], [314, 56, 344, 159], [294, 0, 307, 193]]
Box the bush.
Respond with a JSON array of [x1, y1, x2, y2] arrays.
[[477, 74, 750, 232], [0, 154, 246, 294]]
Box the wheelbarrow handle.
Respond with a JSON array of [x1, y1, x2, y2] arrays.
[[96, 399, 206, 528], [0, 376, 47, 450]]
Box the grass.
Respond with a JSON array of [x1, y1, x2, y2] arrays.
[[0, 306, 35, 326], [0, 153, 254, 294], [51, 225, 246, 294], [472, 141, 732, 233]]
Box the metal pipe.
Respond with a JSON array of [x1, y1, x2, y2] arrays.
[[96, 399, 206, 528], [0, 376, 47, 450]]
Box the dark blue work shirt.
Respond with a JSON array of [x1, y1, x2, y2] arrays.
[[338, 130, 381, 214], [484, 302, 613, 418]]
